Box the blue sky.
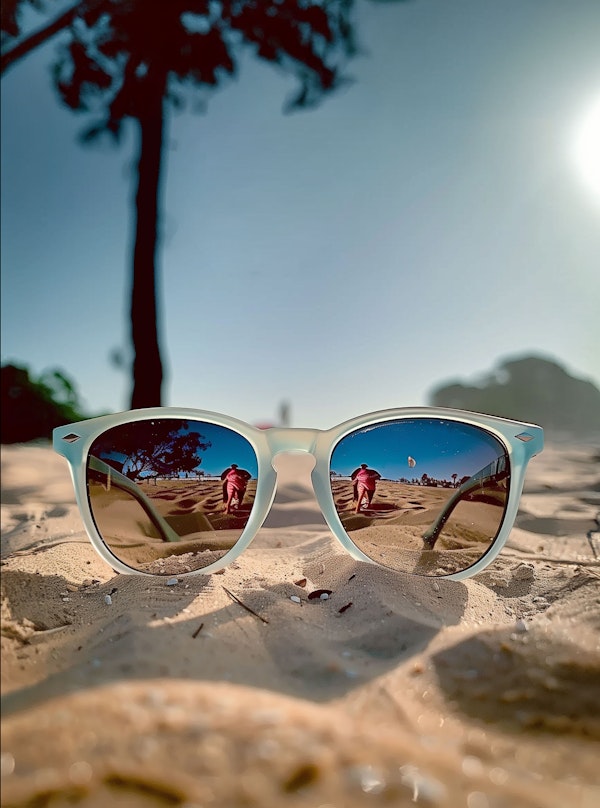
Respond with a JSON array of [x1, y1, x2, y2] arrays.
[[330, 418, 502, 480], [2, 0, 600, 429]]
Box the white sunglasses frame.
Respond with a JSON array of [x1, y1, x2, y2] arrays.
[[53, 406, 543, 581]]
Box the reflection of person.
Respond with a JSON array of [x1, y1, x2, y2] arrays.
[[220, 464, 252, 514], [351, 464, 381, 513]]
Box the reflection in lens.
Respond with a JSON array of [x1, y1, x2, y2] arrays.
[[330, 419, 510, 576], [86, 419, 258, 575]]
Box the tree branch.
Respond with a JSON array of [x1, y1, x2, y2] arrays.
[[1, 0, 107, 75]]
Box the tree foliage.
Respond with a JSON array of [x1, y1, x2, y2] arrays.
[[2, 0, 359, 142], [1, 363, 87, 443]]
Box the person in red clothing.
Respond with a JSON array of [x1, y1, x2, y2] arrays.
[[351, 464, 382, 513], [221, 463, 252, 514]]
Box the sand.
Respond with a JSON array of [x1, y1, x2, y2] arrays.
[[1, 439, 599, 807]]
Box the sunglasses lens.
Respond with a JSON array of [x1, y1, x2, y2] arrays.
[[330, 419, 510, 576], [86, 419, 258, 574]]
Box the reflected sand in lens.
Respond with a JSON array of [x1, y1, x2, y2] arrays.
[[332, 478, 508, 576], [85, 417, 259, 574], [89, 477, 257, 574]]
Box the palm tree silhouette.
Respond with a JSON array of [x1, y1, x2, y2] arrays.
[[1, 0, 373, 406]]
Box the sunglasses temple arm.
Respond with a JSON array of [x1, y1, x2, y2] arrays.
[[422, 454, 510, 549], [88, 455, 182, 543]]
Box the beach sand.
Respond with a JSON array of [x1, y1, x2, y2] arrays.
[[1, 440, 599, 807]]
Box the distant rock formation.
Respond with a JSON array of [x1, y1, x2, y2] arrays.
[[429, 356, 600, 438]]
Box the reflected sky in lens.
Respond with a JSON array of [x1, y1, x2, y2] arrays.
[[184, 422, 257, 475], [331, 419, 505, 481], [94, 420, 258, 478]]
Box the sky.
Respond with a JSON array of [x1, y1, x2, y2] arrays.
[[2, 0, 600, 430], [94, 420, 260, 479], [330, 418, 503, 480]]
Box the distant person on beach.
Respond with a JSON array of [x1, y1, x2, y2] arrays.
[[220, 464, 252, 514], [351, 464, 382, 513]]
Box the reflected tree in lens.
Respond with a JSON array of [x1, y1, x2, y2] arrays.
[[93, 420, 211, 481], [330, 419, 510, 576], [86, 419, 258, 575]]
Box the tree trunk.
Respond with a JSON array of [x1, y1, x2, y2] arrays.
[[130, 68, 167, 409]]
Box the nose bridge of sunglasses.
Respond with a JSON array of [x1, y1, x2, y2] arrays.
[[262, 429, 321, 492], [264, 427, 320, 461]]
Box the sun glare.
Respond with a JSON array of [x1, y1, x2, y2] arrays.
[[572, 93, 600, 201]]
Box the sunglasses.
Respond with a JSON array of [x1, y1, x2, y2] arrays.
[[53, 407, 543, 581]]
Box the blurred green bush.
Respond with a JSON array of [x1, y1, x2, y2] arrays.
[[1, 363, 87, 443]]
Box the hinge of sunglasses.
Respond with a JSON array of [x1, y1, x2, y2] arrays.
[[62, 433, 81, 443], [515, 432, 534, 442]]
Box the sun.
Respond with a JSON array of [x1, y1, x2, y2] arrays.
[[572, 93, 600, 201]]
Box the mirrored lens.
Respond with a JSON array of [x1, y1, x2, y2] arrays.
[[86, 419, 258, 574], [330, 419, 510, 576]]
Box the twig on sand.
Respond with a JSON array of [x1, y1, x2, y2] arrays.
[[35, 623, 72, 635], [587, 513, 599, 559], [222, 587, 269, 624], [10, 538, 89, 556], [192, 622, 204, 638]]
